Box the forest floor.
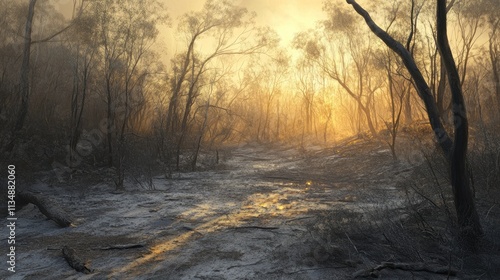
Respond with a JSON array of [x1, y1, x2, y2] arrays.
[[2, 137, 500, 279]]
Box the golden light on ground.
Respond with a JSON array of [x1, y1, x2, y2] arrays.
[[109, 187, 314, 278]]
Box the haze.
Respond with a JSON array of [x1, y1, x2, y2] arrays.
[[1, 0, 499, 279]]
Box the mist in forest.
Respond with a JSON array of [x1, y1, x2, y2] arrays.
[[0, 0, 499, 278], [12, 0, 494, 164]]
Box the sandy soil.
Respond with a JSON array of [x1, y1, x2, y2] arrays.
[[1, 138, 498, 279]]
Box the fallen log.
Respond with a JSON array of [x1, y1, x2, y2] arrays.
[[62, 246, 93, 274], [353, 262, 457, 278], [17, 191, 72, 227]]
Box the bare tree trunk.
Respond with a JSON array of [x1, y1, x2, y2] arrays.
[[166, 37, 196, 136], [346, 0, 482, 243], [175, 57, 200, 170], [69, 50, 91, 166], [175, 91, 195, 170], [436, 58, 448, 121], [192, 100, 210, 171], [5, 0, 37, 152], [385, 56, 404, 160], [346, 0, 453, 155], [324, 108, 332, 143], [490, 31, 500, 111], [403, 89, 412, 125], [17, 191, 72, 227], [361, 104, 377, 137], [276, 99, 281, 140], [436, 0, 482, 239], [106, 77, 114, 167]]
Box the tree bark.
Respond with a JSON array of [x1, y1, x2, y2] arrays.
[[436, 58, 448, 121], [436, 0, 482, 239]]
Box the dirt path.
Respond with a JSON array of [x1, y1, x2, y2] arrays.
[[4, 140, 418, 279]]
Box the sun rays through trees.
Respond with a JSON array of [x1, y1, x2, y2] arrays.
[[0, 1, 499, 274]]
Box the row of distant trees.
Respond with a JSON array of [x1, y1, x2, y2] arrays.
[[0, 0, 498, 181], [294, 0, 499, 156]]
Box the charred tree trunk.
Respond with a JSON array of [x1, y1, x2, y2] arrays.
[[17, 191, 72, 227], [436, 58, 448, 121], [175, 52, 200, 170], [5, 0, 37, 152], [105, 77, 114, 167], [360, 103, 377, 137], [175, 91, 195, 170], [166, 36, 196, 137], [385, 57, 404, 160], [403, 89, 413, 125], [62, 246, 92, 274], [69, 50, 90, 166], [490, 30, 500, 111], [346, 0, 453, 156], [436, 0, 482, 239], [346, 0, 482, 243], [192, 100, 210, 171]]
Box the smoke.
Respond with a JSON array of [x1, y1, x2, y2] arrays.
[[54, 0, 336, 48], [164, 0, 329, 46], [235, 0, 327, 45]]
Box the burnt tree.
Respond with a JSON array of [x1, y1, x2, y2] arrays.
[[346, 0, 482, 242]]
